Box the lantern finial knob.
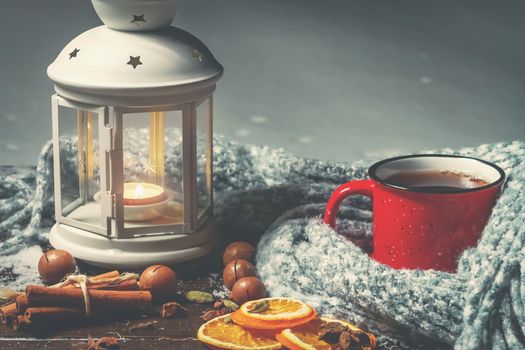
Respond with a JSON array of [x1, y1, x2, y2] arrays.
[[91, 0, 183, 32]]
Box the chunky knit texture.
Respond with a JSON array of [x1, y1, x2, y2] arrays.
[[0, 136, 523, 349]]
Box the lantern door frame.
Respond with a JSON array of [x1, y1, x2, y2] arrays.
[[52, 94, 112, 237], [112, 102, 193, 239]]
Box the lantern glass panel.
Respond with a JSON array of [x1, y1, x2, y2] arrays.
[[196, 98, 212, 221], [57, 105, 104, 230], [121, 110, 184, 231]]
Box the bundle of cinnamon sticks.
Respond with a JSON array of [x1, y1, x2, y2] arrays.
[[0, 271, 152, 330]]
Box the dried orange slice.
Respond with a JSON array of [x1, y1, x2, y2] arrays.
[[232, 298, 317, 330], [275, 317, 376, 350], [197, 314, 282, 350]]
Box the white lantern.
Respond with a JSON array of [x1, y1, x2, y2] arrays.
[[47, 0, 223, 268]]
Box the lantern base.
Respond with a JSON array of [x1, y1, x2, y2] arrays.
[[49, 220, 216, 269]]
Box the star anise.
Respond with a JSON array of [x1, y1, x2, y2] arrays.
[[71, 336, 119, 350], [319, 322, 372, 350], [319, 322, 349, 344], [161, 301, 188, 318]]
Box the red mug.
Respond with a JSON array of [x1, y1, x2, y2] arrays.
[[324, 155, 505, 272]]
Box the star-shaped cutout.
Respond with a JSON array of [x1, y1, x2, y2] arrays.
[[69, 48, 80, 59], [127, 56, 143, 69], [131, 15, 146, 26], [191, 48, 203, 62]]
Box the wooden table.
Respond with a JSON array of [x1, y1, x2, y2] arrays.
[[0, 252, 225, 349], [0, 166, 450, 349], [0, 249, 452, 350]]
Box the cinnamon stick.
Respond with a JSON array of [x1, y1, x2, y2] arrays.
[[0, 302, 17, 324], [62, 270, 120, 289], [26, 285, 152, 312], [6, 271, 124, 316], [16, 295, 29, 314], [60, 271, 138, 291], [24, 307, 85, 324], [3, 271, 139, 330], [96, 278, 138, 291]]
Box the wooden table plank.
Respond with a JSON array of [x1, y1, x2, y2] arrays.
[[0, 276, 218, 349], [0, 338, 202, 350]]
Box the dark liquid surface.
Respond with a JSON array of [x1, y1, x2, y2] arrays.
[[384, 170, 489, 192]]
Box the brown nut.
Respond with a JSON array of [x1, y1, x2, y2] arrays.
[[37, 249, 76, 285], [223, 259, 256, 290], [139, 265, 177, 301], [230, 276, 267, 305], [223, 242, 256, 266]]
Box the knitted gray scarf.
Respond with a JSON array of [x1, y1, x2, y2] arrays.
[[0, 136, 523, 349]]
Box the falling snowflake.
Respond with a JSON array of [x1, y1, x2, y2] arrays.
[[419, 76, 432, 84], [5, 143, 20, 151], [297, 136, 312, 144], [5, 113, 17, 122], [235, 129, 250, 137], [249, 115, 268, 124]]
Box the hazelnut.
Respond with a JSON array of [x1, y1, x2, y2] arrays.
[[223, 241, 255, 266], [139, 265, 177, 301], [37, 249, 76, 285], [230, 276, 267, 305], [223, 259, 256, 290]]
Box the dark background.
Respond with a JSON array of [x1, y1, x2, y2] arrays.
[[1, 0, 524, 165]]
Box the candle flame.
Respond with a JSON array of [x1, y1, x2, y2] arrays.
[[134, 184, 145, 198]]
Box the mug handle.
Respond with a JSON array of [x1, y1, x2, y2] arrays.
[[324, 180, 375, 228]]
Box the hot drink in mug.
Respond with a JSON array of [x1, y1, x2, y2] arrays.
[[324, 155, 505, 272]]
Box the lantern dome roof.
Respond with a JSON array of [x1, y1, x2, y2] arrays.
[[47, 25, 223, 106]]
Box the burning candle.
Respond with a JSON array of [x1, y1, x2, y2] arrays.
[[123, 182, 168, 206], [93, 183, 170, 221], [122, 182, 169, 221]]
